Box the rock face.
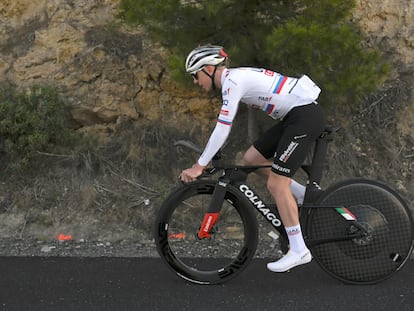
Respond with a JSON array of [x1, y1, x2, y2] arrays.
[[0, 0, 215, 132], [0, 0, 412, 128], [352, 0, 414, 77]]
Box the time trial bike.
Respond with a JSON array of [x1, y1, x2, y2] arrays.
[[154, 126, 414, 285]]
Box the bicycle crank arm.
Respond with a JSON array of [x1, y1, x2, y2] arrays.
[[307, 231, 368, 247]]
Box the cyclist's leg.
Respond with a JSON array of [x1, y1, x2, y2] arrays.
[[244, 121, 282, 175], [243, 145, 272, 178], [243, 124, 305, 204], [266, 103, 325, 272], [290, 179, 306, 205], [244, 146, 305, 204], [266, 169, 311, 272]]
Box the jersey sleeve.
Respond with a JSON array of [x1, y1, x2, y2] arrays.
[[197, 121, 232, 166], [197, 75, 242, 166]]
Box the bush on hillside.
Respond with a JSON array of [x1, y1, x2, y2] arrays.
[[0, 85, 78, 171]]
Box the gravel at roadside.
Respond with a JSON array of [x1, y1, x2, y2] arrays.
[[0, 236, 284, 258], [1, 237, 412, 261], [0, 237, 158, 257]]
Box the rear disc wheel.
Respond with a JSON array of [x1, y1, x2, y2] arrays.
[[307, 178, 414, 284]]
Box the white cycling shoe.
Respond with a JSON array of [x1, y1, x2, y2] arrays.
[[267, 249, 312, 272]]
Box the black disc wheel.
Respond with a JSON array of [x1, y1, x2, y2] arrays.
[[307, 178, 414, 284], [155, 180, 258, 284]]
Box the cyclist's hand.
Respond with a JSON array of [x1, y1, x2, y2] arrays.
[[179, 163, 206, 183]]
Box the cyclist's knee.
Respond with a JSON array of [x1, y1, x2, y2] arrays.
[[267, 173, 291, 196], [243, 147, 256, 165]]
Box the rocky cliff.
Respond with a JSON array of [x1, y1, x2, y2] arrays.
[[0, 0, 412, 131], [0, 0, 217, 133], [0, 0, 412, 241], [353, 0, 413, 76]]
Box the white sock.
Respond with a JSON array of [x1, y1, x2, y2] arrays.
[[290, 179, 305, 205], [285, 224, 307, 253]]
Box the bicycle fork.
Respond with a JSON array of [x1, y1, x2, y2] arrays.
[[197, 179, 229, 239]]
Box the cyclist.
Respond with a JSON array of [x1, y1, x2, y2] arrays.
[[179, 45, 326, 272]]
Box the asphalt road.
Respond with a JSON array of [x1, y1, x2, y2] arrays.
[[0, 257, 413, 311]]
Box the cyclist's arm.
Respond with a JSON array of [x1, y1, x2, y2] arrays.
[[197, 72, 244, 166], [197, 121, 232, 166], [198, 76, 241, 166]]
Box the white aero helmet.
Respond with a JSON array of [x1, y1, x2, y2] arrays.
[[185, 45, 228, 74]]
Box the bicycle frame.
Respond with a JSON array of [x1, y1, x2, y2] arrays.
[[194, 126, 368, 246], [198, 167, 368, 246]]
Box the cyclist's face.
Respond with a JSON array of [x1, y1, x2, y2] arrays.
[[192, 66, 213, 91]]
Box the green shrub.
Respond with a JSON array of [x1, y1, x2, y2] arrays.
[[119, 0, 389, 106], [0, 85, 78, 171], [263, 1, 390, 105]]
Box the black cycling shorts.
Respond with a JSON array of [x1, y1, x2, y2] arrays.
[[253, 103, 326, 177]]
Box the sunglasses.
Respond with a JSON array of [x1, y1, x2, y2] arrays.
[[191, 72, 199, 80], [191, 68, 208, 80]]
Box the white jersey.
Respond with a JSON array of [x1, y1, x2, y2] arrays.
[[198, 67, 321, 166]]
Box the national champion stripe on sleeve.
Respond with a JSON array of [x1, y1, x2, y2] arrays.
[[218, 119, 232, 125], [273, 76, 288, 94], [264, 104, 275, 114]]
